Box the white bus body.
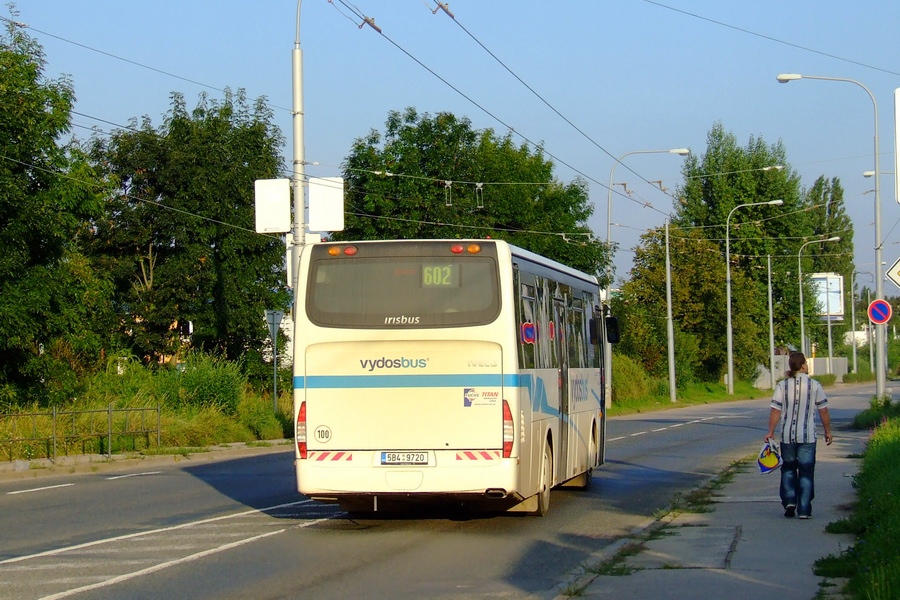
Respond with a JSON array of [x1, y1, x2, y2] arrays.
[[292, 240, 614, 515]]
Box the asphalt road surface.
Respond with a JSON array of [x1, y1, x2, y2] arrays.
[[0, 383, 873, 599]]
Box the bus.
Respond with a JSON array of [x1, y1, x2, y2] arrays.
[[292, 239, 618, 515]]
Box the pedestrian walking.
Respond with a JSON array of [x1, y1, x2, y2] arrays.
[[764, 351, 833, 519]]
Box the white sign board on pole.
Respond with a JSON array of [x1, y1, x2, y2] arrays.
[[308, 177, 345, 232], [255, 179, 291, 233]]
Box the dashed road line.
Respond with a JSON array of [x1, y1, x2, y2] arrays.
[[6, 484, 74, 496]]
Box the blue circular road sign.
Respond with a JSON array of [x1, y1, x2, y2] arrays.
[[868, 299, 893, 325]]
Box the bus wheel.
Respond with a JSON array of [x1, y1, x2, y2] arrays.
[[533, 442, 552, 516]]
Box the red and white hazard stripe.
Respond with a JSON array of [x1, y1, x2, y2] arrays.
[[309, 451, 353, 462], [455, 450, 501, 461]]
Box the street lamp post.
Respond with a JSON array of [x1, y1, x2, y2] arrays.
[[777, 72, 885, 398], [725, 199, 783, 395], [290, 0, 308, 307], [798, 237, 841, 356], [604, 148, 688, 407], [767, 255, 777, 389]]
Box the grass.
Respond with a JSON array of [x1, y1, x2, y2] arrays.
[[607, 379, 768, 417], [813, 400, 900, 599]]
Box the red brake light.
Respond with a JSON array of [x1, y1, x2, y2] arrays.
[[343, 245, 358, 256], [502, 400, 514, 458], [296, 401, 307, 459], [450, 244, 464, 254]]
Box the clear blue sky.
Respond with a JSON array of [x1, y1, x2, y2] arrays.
[[13, 1, 900, 291]]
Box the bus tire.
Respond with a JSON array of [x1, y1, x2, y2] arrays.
[[533, 442, 552, 516]]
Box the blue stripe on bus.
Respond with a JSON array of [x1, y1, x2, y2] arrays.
[[293, 374, 521, 389]]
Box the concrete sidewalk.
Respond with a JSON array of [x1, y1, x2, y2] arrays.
[[554, 427, 868, 600]]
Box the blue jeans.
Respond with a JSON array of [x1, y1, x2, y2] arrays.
[[779, 442, 816, 516]]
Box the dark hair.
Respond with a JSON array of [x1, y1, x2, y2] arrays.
[[787, 352, 806, 378]]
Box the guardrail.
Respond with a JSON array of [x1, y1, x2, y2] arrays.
[[0, 405, 161, 462]]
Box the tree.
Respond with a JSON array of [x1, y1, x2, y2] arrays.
[[0, 16, 113, 404], [616, 122, 851, 385], [800, 176, 855, 352], [88, 90, 289, 363], [335, 108, 609, 277], [617, 224, 762, 382]]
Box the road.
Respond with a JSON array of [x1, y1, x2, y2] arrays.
[[0, 384, 873, 599]]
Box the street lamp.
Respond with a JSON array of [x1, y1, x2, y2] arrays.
[[725, 199, 783, 394], [798, 237, 841, 356], [777, 72, 886, 399], [604, 148, 688, 407]]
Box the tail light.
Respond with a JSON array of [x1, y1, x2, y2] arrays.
[[502, 400, 514, 458], [296, 401, 307, 459]]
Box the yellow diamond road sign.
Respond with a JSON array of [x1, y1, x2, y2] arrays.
[[888, 257, 900, 290]]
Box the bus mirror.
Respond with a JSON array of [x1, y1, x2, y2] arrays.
[[605, 316, 620, 344]]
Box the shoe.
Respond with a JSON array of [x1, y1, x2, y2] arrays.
[[798, 515, 811, 520], [784, 505, 796, 518]]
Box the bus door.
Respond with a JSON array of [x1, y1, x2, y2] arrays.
[[553, 292, 570, 481]]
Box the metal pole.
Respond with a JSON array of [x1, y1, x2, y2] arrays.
[[665, 220, 676, 402], [777, 73, 884, 398], [291, 1, 307, 305], [798, 248, 806, 355], [605, 148, 687, 407], [273, 334, 279, 414], [851, 271, 858, 373], [797, 237, 840, 360], [768, 255, 776, 389], [868, 289, 875, 370], [826, 277, 834, 374], [726, 199, 782, 394]]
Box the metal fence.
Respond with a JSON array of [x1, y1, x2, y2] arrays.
[[0, 405, 161, 463]]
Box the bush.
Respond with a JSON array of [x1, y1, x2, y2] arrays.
[[237, 395, 285, 440], [160, 405, 254, 448], [812, 374, 836, 387], [158, 352, 245, 415], [611, 354, 651, 404]]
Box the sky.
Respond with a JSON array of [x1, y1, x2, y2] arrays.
[[12, 1, 900, 291]]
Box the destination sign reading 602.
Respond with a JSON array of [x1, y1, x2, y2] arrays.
[[422, 264, 459, 287]]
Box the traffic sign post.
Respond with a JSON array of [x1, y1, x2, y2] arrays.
[[868, 299, 892, 325], [888, 257, 900, 291], [265, 310, 285, 412]]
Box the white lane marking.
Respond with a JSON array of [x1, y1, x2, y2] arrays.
[[38, 523, 329, 600], [106, 472, 161, 480], [0, 499, 316, 565], [7, 484, 74, 496], [610, 414, 747, 442]]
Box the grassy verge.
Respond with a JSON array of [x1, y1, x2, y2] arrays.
[[0, 354, 293, 462], [608, 379, 769, 417], [814, 400, 900, 599]]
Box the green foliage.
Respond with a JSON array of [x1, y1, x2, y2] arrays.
[[0, 16, 114, 403], [610, 354, 651, 405], [87, 90, 289, 363], [157, 353, 245, 415], [335, 108, 609, 278], [814, 417, 900, 599], [236, 395, 284, 440], [852, 396, 900, 430], [811, 374, 836, 387], [161, 405, 254, 448], [614, 121, 856, 386]]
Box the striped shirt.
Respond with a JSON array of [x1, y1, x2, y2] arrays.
[[771, 373, 828, 443]]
